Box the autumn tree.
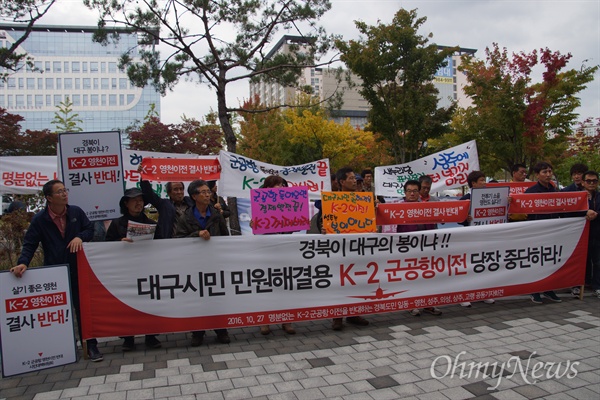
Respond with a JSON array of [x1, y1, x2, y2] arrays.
[[52, 96, 83, 133], [237, 95, 290, 164], [0, 0, 57, 79], [554, 117, 600, 184], [84, 0, 336, 153], [336, 8, 456, 164], [128, 114, 223, 155], [0, 107, 56, 155], [455, 43, 598, 174]]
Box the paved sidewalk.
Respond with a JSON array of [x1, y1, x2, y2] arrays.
[[1, 293, 599, 400]]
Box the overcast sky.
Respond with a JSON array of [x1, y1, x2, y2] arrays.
[[42, 0, 599, 124]]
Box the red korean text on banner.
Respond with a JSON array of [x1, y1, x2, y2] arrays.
[[509, 192, 588, 214], [376, 201, 470, 225], [487, 181, 536, 195], [141, 158, 221, 181]]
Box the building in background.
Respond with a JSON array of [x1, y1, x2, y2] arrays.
[[0, 24, 160, 133], [249, 35, 476, 129]]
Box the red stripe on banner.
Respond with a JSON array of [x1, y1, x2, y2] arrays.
[[509, 192, 588, 214], [376, 201, 470, 225], [140, 158, 220, 182], [77, 221, 589, 339]]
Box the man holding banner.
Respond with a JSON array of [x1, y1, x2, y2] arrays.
[[10, 180, 103, 362], [525, 162, 563, 304]]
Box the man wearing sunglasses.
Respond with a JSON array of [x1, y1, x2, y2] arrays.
[[582, 171, 600, 298]]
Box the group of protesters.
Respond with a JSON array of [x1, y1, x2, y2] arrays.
[[9, 160, 599, 362]]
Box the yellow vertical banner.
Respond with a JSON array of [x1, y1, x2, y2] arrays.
[[321, 192, 376, 234]]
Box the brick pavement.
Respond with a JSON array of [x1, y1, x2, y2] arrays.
[[1, 293, 599, 400]]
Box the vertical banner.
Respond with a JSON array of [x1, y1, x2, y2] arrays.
[[0, 156, 59, 195], [0, 265, 76, 377], [218, 151, 330, 200], [321, 191, 376, 234], [59, 132, 123, 221], [469, 186, 510, 225], [250, 187, 310, 234], [375, 140, 479, 198]]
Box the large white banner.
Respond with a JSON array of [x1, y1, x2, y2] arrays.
[[0, 156, 58, 195], [78, 218, 588, 338], [218, 151, 330, 200], [0, 265, 77, 377], [375, 140, 479, 197], [59, 132, 124, 221]]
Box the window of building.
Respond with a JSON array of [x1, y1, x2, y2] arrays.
[[46, 78, 54, 89], [119, 78, 127, 89], [82, 62, 88, 73], [83, 94, 88, 106], [64, 62, 69, 73], [16, 95, 24, 108], [101, 78, 109, 90], [56, 78, 62, 89], [101, 62, 106, 73], [37, 78, 43, 89], [53, 61, 61, 72], [101, 94, 106, 106], [45, 62, 51, 72], [46, 95, 51, 106], [109, 94, 117, 106], [127, 94, 135, 104], [108, 62, 117, 73], [72, 62, 80, 72], [35, 95, 43, 108], [54, 95, 62, 106], [7, 78, 15, 88], [18, 78, 24, 89], [27, 95, 33, 108], [72, 94, 81, 106], [90, 62, 99, 73], [0, 95, 4, 107], [75, 78, 80, 89], [91, 94, 99, 106], [119, 94, 124, 105], [111, 78, 117, 89], [83, 78, 91, 89], [7, 95, 13, 108], [27, 78, 35, 89], [93, 78, 99, 90], [34, 61, 42, 71], [64, 78, 73, 89]]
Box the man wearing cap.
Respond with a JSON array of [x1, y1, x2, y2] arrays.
[[10, 180, 103, 362], [106, 188, 162, 351], [140, 180, 194, 239]]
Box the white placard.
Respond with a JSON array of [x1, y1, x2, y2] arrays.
[[375, 140, 479, 197], [59, 132, 124, 221], [470, 186, 510, 225], [0, 265, 77, 377]]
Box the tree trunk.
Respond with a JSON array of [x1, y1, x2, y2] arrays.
[[216, 79, 241, 235]]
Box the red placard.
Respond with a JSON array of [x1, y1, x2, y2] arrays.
[[376, 200, 470, 225], [141, 158, 220, 181], [509, 192, 588, 214]]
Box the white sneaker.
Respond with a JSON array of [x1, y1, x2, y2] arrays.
[[483, 299, 495, 304], [594, 289, 600, 298], [410, 309, 421, 316], [460, 302, 472, 307], [571, 287, 581, 298]]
